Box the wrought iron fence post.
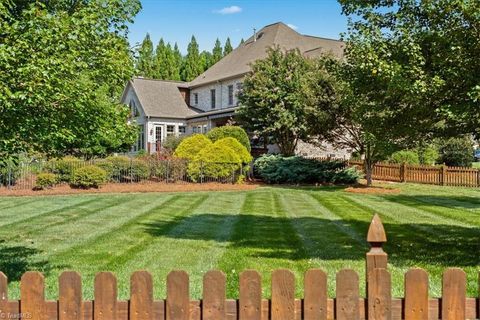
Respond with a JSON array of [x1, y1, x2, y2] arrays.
[[130, 158, 133, 183], [166, 160, 169, 183], [7, 166, 12, 190], [200, 161, 204, 184]]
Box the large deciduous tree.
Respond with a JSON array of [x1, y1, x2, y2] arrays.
[[237, 47, 341, 156], [0, 0, 141, 160]]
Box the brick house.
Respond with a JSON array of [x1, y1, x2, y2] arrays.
[[121, 22, 350, 157]]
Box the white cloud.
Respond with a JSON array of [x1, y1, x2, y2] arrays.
[[287, 23, 298, 30], [214, 6, 242, 15]]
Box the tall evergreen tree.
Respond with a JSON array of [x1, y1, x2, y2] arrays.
[[200, 51, 212, 72], [164, 43, 178, 80], [182, 36, 202, 81], [136, 33, 155, 77], [154, 38, 167, 79], [239, 38, 245, 46], [223, 37, 233, 56], [172, 43, 183, 81], [211, 38, 223, 65]]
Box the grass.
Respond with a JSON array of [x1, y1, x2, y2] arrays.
[[472, 162, 480, 168], [0, 183, 478, 300]]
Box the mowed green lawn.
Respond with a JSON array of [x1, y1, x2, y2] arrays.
[[0, 183, 479, 300]]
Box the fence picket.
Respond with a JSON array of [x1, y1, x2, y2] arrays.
[[442, 268, 466, 320], [367, 268, 391, 320], [0, 272, 8, 318], [404, 269, 428, 320], [271, 269, 295, 320], [239, 270, 262, 320], [130, 271, 154, 320], [304, 269, 327, 320], [94, 272, 117, 320], [20, 271, 45, 320], [202, 270, 226, 320], [59, 271, 82, 320], [336, 269, 359, 320], [167, 270, 189, 320]]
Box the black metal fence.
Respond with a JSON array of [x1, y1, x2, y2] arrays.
[[0, 158, 246, 190]]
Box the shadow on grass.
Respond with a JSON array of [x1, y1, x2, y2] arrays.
[[143, 214, 480, 267], [0, 240, 53, 281], [380, 194, 480, 210]]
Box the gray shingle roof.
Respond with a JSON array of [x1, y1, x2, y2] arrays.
[[188, 22, 345, 88], [128, 78, 201, 118]]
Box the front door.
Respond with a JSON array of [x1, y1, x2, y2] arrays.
[[153, 125, 163, 153]]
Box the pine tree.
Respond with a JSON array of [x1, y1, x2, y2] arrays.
[[200, 51, 212, 72], [164, 43, 178, 79], [136, 33, 155, 77], [211, 38, 223, 65], [182, 36, 202, 81], [239, 38, 245, 46], [154, 38, 167, 79], [223, 37, 233, 56], [172, 43, 183, 81]]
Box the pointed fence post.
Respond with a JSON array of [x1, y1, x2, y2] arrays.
[[366, 214, 388, 286]]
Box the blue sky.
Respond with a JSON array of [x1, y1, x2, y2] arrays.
[[128, 0, 348, 54]]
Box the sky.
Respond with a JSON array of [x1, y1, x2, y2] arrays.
[[128, 0, 348, 54]]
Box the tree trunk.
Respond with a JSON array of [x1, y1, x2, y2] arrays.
[[364, 161, 373, 186]]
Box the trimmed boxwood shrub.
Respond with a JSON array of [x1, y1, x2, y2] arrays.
[[206, 126, 251, 152], [213, 137, 252, 164], [45, 156, 82, 182], [97, 156, 150, 182], [254, 154, 359, 184], [70, 165, 107, 188], [35, 173, 57, 190], [174, 134, 212, 160], [188, 144, 242, 182]]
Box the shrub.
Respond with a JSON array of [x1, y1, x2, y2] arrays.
[[45, 156, 82, 182], [254, 154, 358, 184], [174, 134, 212, 160], [389, 150, 420, 165], [98, 156, 150, 182], [34, 173, 57, 190], [213, 137, 252, 164], [418, 146, 439, 165], [439, 137, 474, 167], [163, 135, 186, 152], [206, 126, 251, 152], [188, 144, 242, 182], [0, 159, 20, 187], [131, 159, 150, 181], [70, 165, 107, 188]]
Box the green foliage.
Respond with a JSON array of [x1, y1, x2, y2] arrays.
[[182, 36, 203, 81], [174, 134, 212, 161], [206, 126, 251, 152], [438, 137, 474, 167], [211, 38, 223, 65], [237, 47, 341, 156], [223, 38, 233, 56], [213, 138, 252, 164], [418, 146, 439, 166], [70, 165, 107, 189], [98, 156, 149, 182], [45, 156, 82, 182], [188, 144, 241, 182], [0, 0, 140, 158], [35, 173, 57, 190], [389, 151, 420, 165], [163, 135, 186, 152], [254, 154, 359, 184], [0, 159, 20, 187], [136, 33, 155, 77]]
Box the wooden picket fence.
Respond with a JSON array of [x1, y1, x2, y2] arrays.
[[1, 215, 479, 320], [348, 161, 480, 187]]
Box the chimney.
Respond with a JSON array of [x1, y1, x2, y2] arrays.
[[253, 28, 257, 42]]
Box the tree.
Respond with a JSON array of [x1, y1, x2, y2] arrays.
[[237, 47, 341, 156], [136, 33, 155, 78], [211, 38, 223, 65], [182, 36, 202, 81], [153, 38, 167, 79], [199, 50, 212, 72], [329, 0, 480, 185], [239, 38, 245, 46], [163, 43, 179, 80], [172, 42, 183, 81], [0, 0, 140, 160], [439, 137, 474, 167], [223, 37, 233, 56]]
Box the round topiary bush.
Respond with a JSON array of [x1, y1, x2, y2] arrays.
[[206, 126, 251, 152], [35, 172, 57, 190], [174, 134, 212, 161], [70, 165, 107, 188], [187, 144, 242, 182], [213, 137, 253, 164]]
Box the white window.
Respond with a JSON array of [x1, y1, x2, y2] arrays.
[[228, 85, 234, 105], [166, 125, 175, 137], [178, 126, 186, 135], [210, 89, 216, 109]]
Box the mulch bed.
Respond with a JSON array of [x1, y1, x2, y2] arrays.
[[0, 182, 259, 197], [344, 184, 401, 195]]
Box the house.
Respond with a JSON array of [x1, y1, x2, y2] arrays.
[[121, 22, 350, 157]]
